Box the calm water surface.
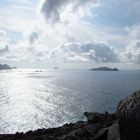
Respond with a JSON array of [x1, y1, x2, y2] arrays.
[[0, 69, 140, 133]]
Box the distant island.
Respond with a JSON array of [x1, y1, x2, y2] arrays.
[[53, 67, 59, 69], [90, 67, 119, 71], [0, 64, 16, 70]]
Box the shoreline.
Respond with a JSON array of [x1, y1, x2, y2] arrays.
[[0, 91, 140, 140], [0, 112, 117, 140]]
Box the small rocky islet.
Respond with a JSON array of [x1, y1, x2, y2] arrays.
[[0, 91, 140, 140], [90, 67, 119, 71], [0, 64, 16, 70], [0, 64, 12, 70]]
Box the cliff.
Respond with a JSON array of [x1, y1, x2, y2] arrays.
[[0, 91, 140, 140]]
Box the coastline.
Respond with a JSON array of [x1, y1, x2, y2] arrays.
[[0, 91, 140, 140], [0, 113, 117, 140]]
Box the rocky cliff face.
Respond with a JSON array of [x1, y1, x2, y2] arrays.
[[0, 91, 140, 140]]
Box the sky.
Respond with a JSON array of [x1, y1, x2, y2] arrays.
[[0, 0, 140, 69]]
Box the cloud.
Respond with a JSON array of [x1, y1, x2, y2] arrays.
[[50, 42, 119, 62], [0, 29, 9, 54], [41, 0, 99, 24], [29, 32, 39, 44], [120, 40, 140, 64], [0, 34, 139, 66], [0, 45, 9, 54], [80, 43, 119, 62], [0, 0, 140, 69], [0, 29, 28, 61], [41, 0, 67, 23], [0, 29, 6, 38], [117, 23, 140, 64], [126, 23, 140, 40]]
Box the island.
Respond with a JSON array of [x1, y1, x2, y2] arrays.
[[35, 70, 43, 72], [0, 64, 12, 70], [90, 67, 119, 71], [53, 67, 59, 69]]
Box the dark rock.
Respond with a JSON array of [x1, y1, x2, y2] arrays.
[[94, 128, 108, 140], [107, 121, 120, 140], [117, 91, 140, 140], [84, 112, 108, 123], [117, 91, 140, 121]]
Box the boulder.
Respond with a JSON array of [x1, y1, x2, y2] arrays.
[[84, 112, 108, 123]]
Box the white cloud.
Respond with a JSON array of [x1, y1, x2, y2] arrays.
[[117, 23, 140, 64], [119, 40, 140, 64], [0, 29, 9, 54], [50, 42, 119, 63], [0, 45, 9, 54], [126, 23, 140, 41], [0, 27, 139, 67], [0, 0, 140, 69]]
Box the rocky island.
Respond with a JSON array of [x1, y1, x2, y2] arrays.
[[90, 67, 119, 71], [0, 64, 17, 70], [0, 64, 12, 70], [0, 90, 140, 140], [54, 67, 59, 70]]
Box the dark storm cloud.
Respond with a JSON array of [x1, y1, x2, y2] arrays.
[[41, 0, 68, 23], [41, 0, 99, 24]]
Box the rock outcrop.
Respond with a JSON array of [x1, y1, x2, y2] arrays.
[[117, 91, 140, 140], [0, 91, 140, 140], [107, 122, 120, 140]]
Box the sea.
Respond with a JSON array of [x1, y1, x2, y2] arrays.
[[0, 69, 140, 133]]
